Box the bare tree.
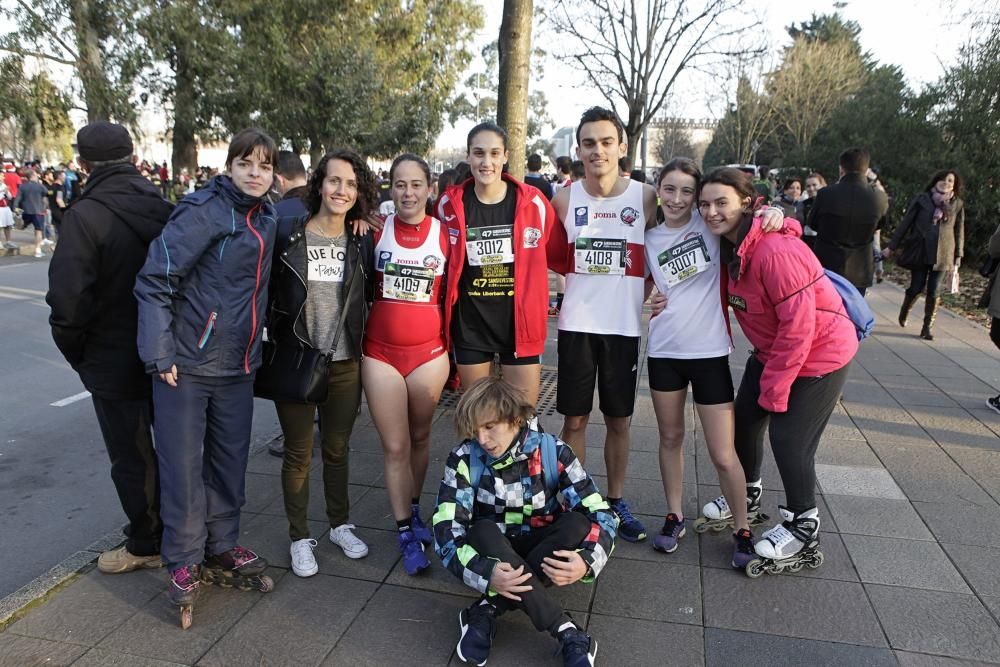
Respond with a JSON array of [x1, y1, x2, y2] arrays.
[[496, 0, 534, 180], [707, 54, 778, 165], [549, 0, 761, 167], [767, 36, 866, 155]]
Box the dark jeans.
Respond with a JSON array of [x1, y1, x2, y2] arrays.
[[734, 355, 851, 513], [276, 359, 360, 541], [91, 395, 162, 556], [991, 318, 1000, 351], [467, 511, 592, 637], [906, 265, 943, 299], [153, 374, 255, 570]]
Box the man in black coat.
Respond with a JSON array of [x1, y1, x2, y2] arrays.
[[46, 122, 174, 573], [809, 147, 888, 295]]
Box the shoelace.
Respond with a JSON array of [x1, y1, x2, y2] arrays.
[[763, 524, 795, 547], [735, 530, 754, 554], [556, 632, 590, 659], [614, 501, 638, 524], [173, 566, 199, 589], [231, 546, 257, 566], [712, 495, 731, 514], [292, 539, 318, 559], [662, 514, 683, 535]]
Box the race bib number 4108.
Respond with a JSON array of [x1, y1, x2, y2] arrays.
[[466, 225, 514, 267], [574, 237, 626, 275]]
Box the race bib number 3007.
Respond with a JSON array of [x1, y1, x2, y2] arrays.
[[575, 237, 626, 275], [466, 225, 514, 267], [657, 235, 712, 288], [382, 262, 434, 302]]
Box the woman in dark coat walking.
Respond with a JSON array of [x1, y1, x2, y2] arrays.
[[884, 170, 965, 341]]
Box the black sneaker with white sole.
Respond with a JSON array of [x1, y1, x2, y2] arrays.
[[457, 600, 497, 666], [559, 627, 597, 667], [988, 395, 1000, 416]]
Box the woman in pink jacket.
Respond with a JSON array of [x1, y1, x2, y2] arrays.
[[699, 167, 858, 572]]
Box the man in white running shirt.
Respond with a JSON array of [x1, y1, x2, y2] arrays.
[[546, 107, 658, 542]]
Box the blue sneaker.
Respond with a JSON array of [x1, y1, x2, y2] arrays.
[[412, 504, 433, 545], [457, 601, 496, 666], [610, 498, 647, 542], [652, 513, 685, 553], [559, 627, 597, 667], [732, 528, 756, 569], [398, 529, 430, 576]]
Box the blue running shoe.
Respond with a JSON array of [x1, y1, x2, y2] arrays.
[[457, 600, 496, 666], [398, 529, 430, 576], [412, 504, 433, 545], [610, 498, 647, 542], [732, 528, 756, 569], [652, 513, 685, 553], [559, 627, 597, 667]]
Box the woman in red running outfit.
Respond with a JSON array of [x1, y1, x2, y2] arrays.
[[362, 154, 450, 575]]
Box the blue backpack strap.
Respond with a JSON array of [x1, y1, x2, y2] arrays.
[[468, 440, 484, 492], [539, 432, 560, 495]]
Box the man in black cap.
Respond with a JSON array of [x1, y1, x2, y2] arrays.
[[46, 121, 174, 573]]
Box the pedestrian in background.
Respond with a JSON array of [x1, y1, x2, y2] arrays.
[[47, 121, 173, 573], [12, 169, 49, 258]]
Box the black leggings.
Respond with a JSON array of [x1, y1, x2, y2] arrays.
[[906, 265, 943, 299], [734, 355, 851, 513], [991, 318, 1000, 351], [466, 511, 591, 637]]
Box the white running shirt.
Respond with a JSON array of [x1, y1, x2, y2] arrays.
[[559, 179, 647, 336], [644, 212, 732, 359]]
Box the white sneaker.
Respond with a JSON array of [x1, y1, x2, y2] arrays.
[[41, 239, 54, 246], [33, 248, 43, 258], [329, 523, 368, 559], [290, 538, 319, 577], [2, 242, 16, 249]]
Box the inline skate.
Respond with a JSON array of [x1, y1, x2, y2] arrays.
[[169, 564, 201, 630], [744, 506, 824, 578], [200, 545, 275, 593], [692, 479, 768, 533]]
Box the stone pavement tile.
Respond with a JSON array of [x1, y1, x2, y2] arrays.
[[584, 447, 695, 484], [588, 614, 703, 667], [913, 500, 1000, 548], [615, 514, 701, 567], [871, 442, 995, 505], [0, 633, 87, 666], [199, 572, 377, 666], [444, 611, 592, 667], [702, 568, 886, 646], [74, 648, 189, 666], [243, 471, 283, 514], [968, 407, 1000, 439], [919, 364, 984, 381], [815, 438, 883, 467], [246, 447, 287, 475], [842, 535, 970, 593], [821, 410, 867, 441], [347, 451, 387, 487], [841, 402, 938, 447], [700, 531, 859, 582], [894, 650, 997, 666], [96, 583, 259, 664], [866, 584, 1000, 663], [815, 464, 906, 499], [908, 406, 1000, 451], [257, 481, 371, 524], [694, 445, 785, 493], [704, 628, 896, 667], [321, 585, 465, 666], [592, 559, 701, 625], [941, 544, 1000, 597], [348, 488, 437, 532], [7, 567, 164, 647], [945, 446, 1000, 502], [841, 378, 901, 407], [383, 556, 480, 602], [591, 475, 695, 519], [826, 495, 933, 540], [983, 595, 1000, 620], [927, 377, 999, 412]]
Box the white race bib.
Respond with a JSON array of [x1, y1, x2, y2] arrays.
[[307, 245, 346, 282], [657, 235, 712, 288], [574, 237, 626, 275], [465, 225, 514, 267], [381, 262, 434, 303]]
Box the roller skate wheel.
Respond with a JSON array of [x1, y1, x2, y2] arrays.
[[745, 559, 766, 579], [808, 551, 824, 569], [179, 606, 193, 630], [258, 575, 274, 593], [788, 561, 803, 573], [692, 518, 711, 534]]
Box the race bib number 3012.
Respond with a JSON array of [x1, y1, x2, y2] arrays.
[[657, 235, 712, 288], [466, 225, 514, 267], [574, 237, 626, 275], [382, 262, 434, 302]]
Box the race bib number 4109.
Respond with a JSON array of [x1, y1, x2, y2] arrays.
[[466, 225, 514, 267], [574, 237, 626, 275], [382, 262, 434, 302], [657, 235, 712, 288]]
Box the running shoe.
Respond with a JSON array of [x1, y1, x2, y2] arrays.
[[411, 504, 433, 545], [731, 528, 756, 569], [652, 513, 685, 553], [558, 627, 597, 667], [398, 529, 430, 575], [610, 498, 647, 542], [457, 600, 496, 666], [988, 395, 1000, 416]]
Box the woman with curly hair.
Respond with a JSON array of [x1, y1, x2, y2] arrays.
[[267, 149, 377, 576], [884, 169, 965, 341]]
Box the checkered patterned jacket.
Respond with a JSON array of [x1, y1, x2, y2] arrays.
[[433, 427, 618, 595]]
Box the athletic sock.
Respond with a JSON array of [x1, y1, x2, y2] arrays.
[[607, 497, 621, 505], [411, 498, 420, 508], [396, 518, 412, 533]]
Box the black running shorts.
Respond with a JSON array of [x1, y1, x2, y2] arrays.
[[647, 355, 734, 405], [556, 331, 639, 418], [453, 346, 540, 366]]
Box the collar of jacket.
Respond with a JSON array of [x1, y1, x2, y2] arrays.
[[721, 213, 756, 280], [485, 425, 532, 470], [207, 175, 268, 213], [80, 163, 141, 195], [282, 185, 309, 202], [839, 172, 866, 185]]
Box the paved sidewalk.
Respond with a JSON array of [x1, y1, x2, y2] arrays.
[[2, 281, 1000, 666]]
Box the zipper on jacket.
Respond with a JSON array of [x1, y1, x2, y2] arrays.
[[243, 204, 265, 374], [198, 311, 218, 349], [279, 245, 312, 348]]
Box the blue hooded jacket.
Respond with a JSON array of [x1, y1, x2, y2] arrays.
[[134, 175, 277, 377]]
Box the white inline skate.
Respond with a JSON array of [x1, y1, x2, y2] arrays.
[[745, 506, 823, 578], [693, 479, 769, 534]]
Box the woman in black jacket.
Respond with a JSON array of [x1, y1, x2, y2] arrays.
[[268, 149, 376, 578], [884, 170, 965, 341]]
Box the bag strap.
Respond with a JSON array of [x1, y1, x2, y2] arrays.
[[540, 432, 560, 496]]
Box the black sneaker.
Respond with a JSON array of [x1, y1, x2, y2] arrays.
[[559, 627, 597, 667], [457, 601, 496, 666], [988, 395, 1000, 416]]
